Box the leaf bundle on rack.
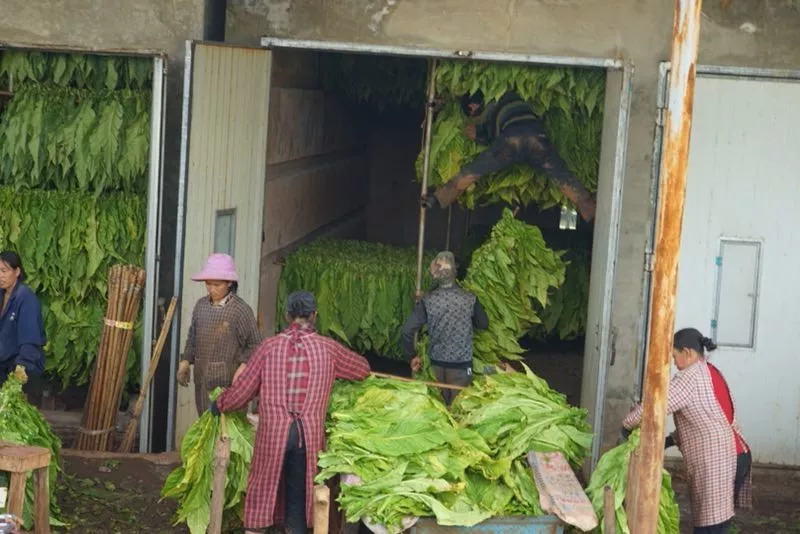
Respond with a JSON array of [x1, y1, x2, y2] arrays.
[[530, 247, 591, 341], [277, 240, 433, 359], [0, 85, 151, 193], [0, 187, 145, 388]]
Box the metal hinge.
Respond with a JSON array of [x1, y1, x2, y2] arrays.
[[644, 251, 654, 273], [656, 106, 667, 127]]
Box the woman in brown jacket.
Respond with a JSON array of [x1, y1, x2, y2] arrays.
[[176, 253, 262, 414]]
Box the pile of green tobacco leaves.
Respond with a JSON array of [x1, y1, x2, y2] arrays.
[[417, 61, 604, 210], [463, 209, 566, 367], [277, 240, 434, 359], [161, 389, 255, 534], [0, 374, 63, 529], [318, 370, 592, 529], [585, 429, 680, 534]]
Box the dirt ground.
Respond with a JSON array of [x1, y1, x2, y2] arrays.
[[51, 451, 188, 533], [670, 463, 800, 533]]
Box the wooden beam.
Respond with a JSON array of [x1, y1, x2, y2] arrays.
[[628, 1, 703, 532]]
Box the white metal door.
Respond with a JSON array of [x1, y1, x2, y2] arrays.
[[669, 73, 800, 465], [173, 42, 272, 447]]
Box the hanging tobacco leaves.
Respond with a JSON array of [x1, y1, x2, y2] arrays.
[[0, 374, 63, 529], [278, 240, 434, 359], [0, 51, 152, 90], [0, 85, 151, 193], [319, 52, 427, 111], [418, 61, 604, 210], [462, 209, 566, 367], [529, 247, 591, 341], [0, 187, 145, 388]]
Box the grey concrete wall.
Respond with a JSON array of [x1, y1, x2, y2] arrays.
[[227, 0, 800, 450], [259, 49, 369, 334]]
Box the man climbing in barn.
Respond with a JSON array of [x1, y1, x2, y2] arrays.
[[421, 90, 597, 222], [209, 290, 371, 534], [401, 251, 489, 405]]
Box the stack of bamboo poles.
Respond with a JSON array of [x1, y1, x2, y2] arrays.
[[75, 265, 145, 451]]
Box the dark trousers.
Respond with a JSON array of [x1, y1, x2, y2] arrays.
[[432, 365, 473, 405], [283, 419, 307, 534], [734, 451, 751, 502], [694, 521, 730, 534]]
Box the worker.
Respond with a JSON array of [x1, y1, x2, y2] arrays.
[[401, 251, 489, 405], [210, 290, 370, 534], [177, 253, 262, 415], [421, 91, 597, 221], [621, 328, 752, 534], [0, 251, 45, 392]]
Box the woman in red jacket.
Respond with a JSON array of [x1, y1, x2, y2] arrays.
[[622, 328, 752, 534]]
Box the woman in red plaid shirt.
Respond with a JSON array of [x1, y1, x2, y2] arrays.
[[622, 328, 752, 534], [211, 290, 371, 534]]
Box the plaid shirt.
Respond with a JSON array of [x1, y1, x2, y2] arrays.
[[624, 359, 752, 527], [216, 322, 370, 529], [285, 322, 311, 415]]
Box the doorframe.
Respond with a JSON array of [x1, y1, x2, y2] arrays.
[[260, 37, 633, 467], [0, 43, 168, 452], [637, 62, 800, 398]]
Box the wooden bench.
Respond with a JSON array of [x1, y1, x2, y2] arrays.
[[0, 441, 51, 534]]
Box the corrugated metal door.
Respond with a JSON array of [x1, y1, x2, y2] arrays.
[[175, 42, 272, 445], [671, 73, 800, 465]]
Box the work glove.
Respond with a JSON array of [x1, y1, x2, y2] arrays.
[[209, 399, 220, 417], [420, 189, 440, 209], [665, 434, 676, 449], [13, 365, 28, 385], [176, 360, 191, 387]]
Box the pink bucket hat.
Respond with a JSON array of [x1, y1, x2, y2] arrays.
[[192, 253, 239, 282]]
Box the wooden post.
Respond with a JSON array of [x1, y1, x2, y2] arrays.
[[34, 467, 51, 534], [314, 484, 331, 534], [208, 415, 231, 534], [603, 485, 616, 534], [628, 1, 703, 532]]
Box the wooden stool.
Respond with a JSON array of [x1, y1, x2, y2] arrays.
[[0, 441, 51, 534]]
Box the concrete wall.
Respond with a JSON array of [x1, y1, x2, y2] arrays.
[[259, 49, 369, 334], [226, 0, 800, 450]]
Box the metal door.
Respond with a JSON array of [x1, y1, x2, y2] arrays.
[[171, 42, 272, 447], [646, 67, 800, 465]]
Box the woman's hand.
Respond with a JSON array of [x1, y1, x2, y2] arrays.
[[410, 356, 422, 373]]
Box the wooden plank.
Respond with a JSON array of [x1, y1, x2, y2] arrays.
[[314, 484, 330, 534], [603, 486, 616, 534], [34, 467, 51, 534], [0, 442, 50, 472]]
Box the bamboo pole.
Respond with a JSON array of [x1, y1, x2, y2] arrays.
[[118, 297, 178, 453], [371, 372, 465, 391], [627, 2, 702, 532], [208, 414, 230, 534], [414, 58, 438, 296]]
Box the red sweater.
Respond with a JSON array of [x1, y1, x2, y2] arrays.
[[708, 363, 747, 454]]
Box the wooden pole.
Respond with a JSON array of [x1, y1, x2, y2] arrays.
[[414, 58, 438, 296], [628, 1, 702, 532], [208, 414, 230, 534], [313, 484, 331, 534], [118, 296, 178, 453], [603, 486, 616, 534], [371, 372, 465, 391]]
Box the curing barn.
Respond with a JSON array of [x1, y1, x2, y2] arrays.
[[1, 1, 800, 532]]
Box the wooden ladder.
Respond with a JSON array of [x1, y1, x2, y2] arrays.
[[0, 441, 51, 534]]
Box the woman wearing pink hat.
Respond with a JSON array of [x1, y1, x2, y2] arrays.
[[177, 253, 262, 414]]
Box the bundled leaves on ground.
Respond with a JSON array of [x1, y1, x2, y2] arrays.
[[0, 187, 146, 387], [0, 374, 63, 529], [530, 248, 591, 341], [462, 209, 566, 366], [161, 389, 255, 534], [0, 85, 151, 193], [277, 240, 433, 359], [586, 430, 680, 534], [452, 365, 593, 470], [317, 377, 507, 529], [418, 61, 603, 210], [0, 50, 152, 90], [319, 52, 427, 110]]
